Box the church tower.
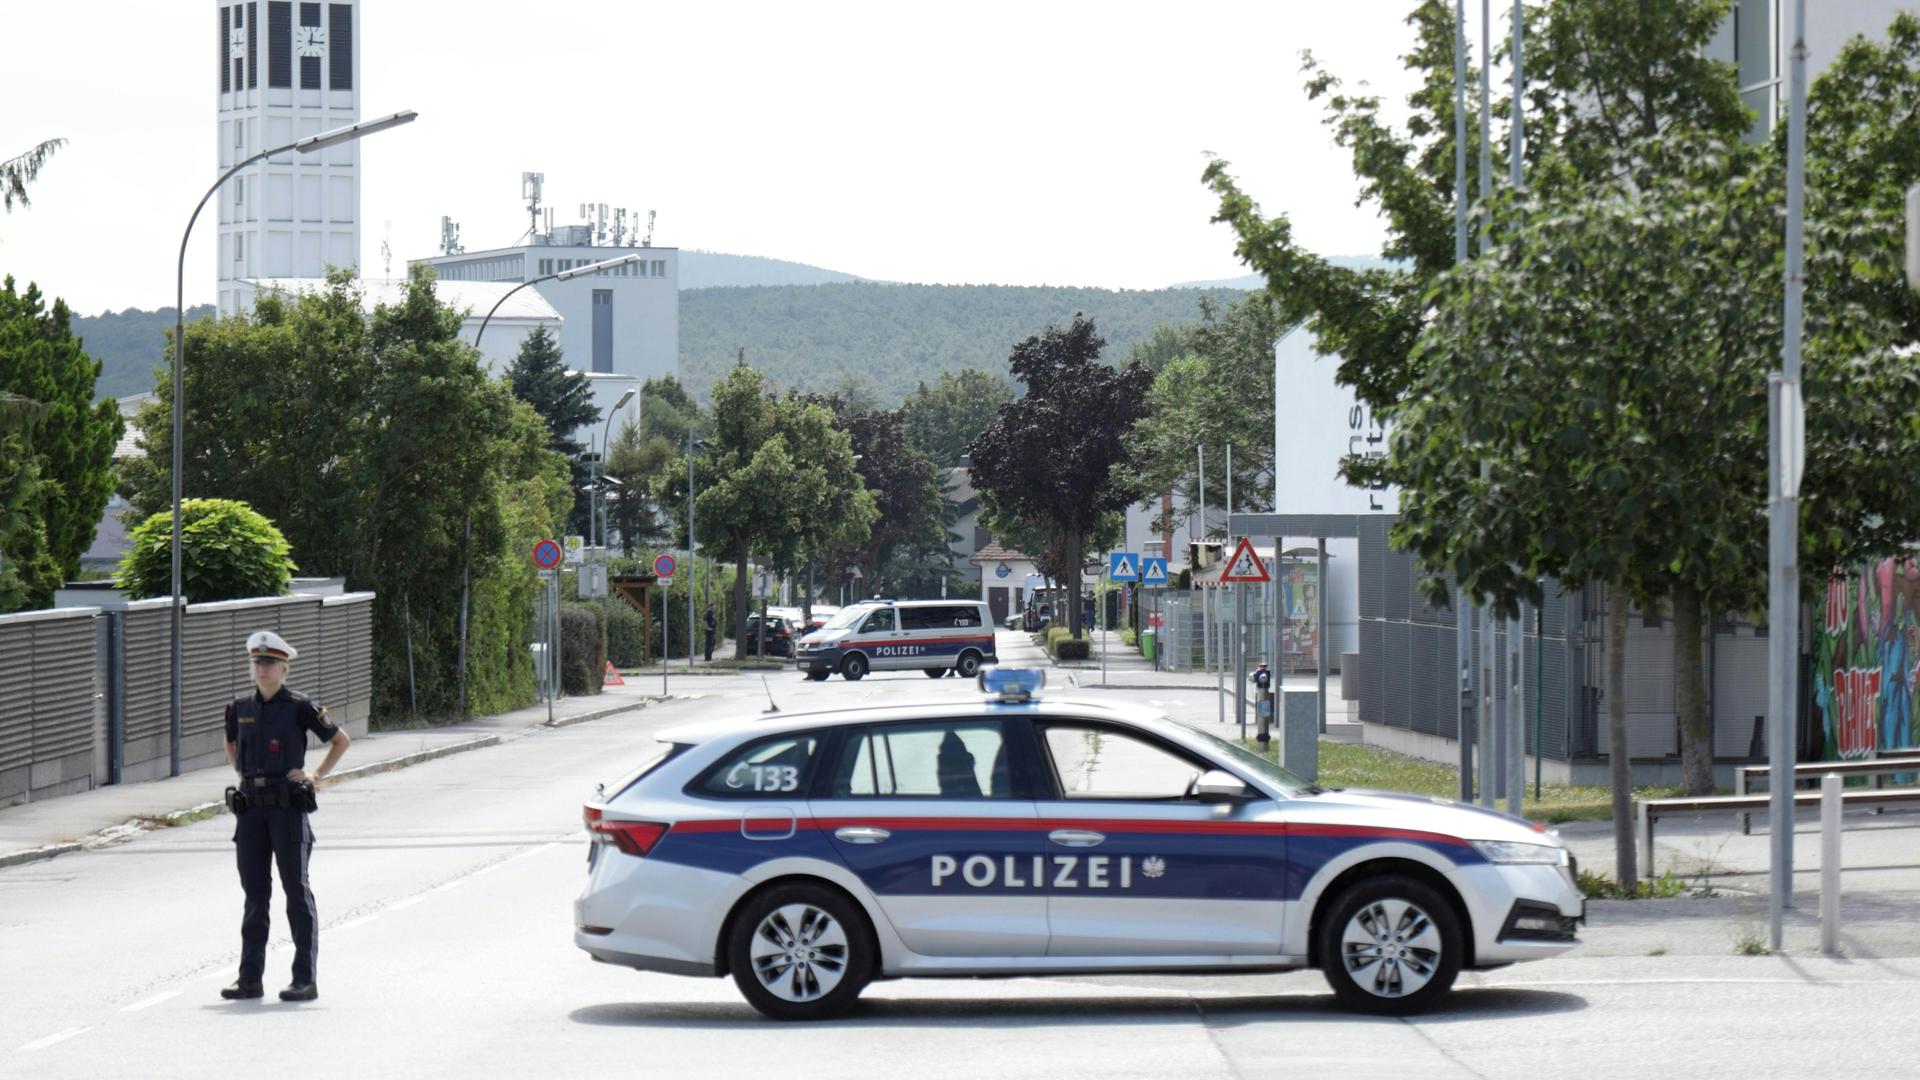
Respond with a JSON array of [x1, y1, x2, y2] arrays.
[[215, 1, 361, 316]]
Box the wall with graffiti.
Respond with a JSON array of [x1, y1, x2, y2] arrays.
[[1814, 559, 1920, 759]]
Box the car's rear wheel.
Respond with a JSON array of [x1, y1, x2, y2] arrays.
[[923, 668, 947, 678], [1318, 874, 1463, 1015], [841, 653, 868, 681], [954, 650, 983, 679], [727, 884, 873, 1020]]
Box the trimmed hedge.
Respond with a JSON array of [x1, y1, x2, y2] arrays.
[[1053, 637, 1091, 660], [560, 604, 606, 695]]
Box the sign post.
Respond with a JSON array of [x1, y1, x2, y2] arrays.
[[1220, 537, 1272, 742], [1107, 553, 1140, 687], [654, 554, 677, 695], [533, 540, 565, 724]]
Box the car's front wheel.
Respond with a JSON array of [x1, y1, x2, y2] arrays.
[[1318, 874, 1463, 1015], [841, 653, 869, 681], [727, 884, 873, 1020], [805, 670, 830, 682]]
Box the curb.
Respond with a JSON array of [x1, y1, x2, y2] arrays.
[[0, 697, 665, 871]]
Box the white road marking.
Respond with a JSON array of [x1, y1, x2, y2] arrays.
[[123, 989, 183, 1013], [431, 878, 468, 893], [1481, 976, 1920, 988], [332, 915, 378, 931], [386, 895, 425, 912], [17, 1027, 88, 1052]]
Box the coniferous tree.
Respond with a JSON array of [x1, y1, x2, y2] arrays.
[[505, 326, 601, 534]]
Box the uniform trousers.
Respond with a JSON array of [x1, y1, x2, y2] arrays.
[[235, 806, 318, 984]]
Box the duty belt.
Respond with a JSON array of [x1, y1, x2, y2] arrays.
[[243, 776, 293, 788]]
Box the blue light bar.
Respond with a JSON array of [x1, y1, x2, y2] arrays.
[[979, 667, 1045, 703]]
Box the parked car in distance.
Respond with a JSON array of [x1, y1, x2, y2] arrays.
[[741, 614, 796, 658]]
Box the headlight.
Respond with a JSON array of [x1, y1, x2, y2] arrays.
[[1470, 840, 1570, 865]]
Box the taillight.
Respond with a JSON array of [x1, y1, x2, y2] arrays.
[[583, 805, 669, 856]]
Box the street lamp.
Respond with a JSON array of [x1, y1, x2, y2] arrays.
[[473, 253, 644, 347], [168, 108, 417, 777], [687, 434, 709, 666], [597, 387, 636, 634]]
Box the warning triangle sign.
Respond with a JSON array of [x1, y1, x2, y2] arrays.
[[1219, 537, 1271, 583], [603, 660, 626, 686]]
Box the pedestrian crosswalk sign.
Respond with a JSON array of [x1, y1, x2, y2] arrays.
[[1141, 557, 1169, 586], [1108, 552, 1140, 582], [1219, 537, 1270, 583]]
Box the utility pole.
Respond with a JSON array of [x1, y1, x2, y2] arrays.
[[1452, 0, 1476, 805], [1769, 0, 1809, 951], [1477, 0, 1498, 810]]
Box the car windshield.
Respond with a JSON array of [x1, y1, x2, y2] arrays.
[[1181, 723, 1320, 795], [824, 605, 875, 630]]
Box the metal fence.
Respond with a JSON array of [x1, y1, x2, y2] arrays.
[[0, 592, 373, 808]]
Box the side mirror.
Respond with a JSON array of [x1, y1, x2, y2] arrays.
[[1194, 769, 1253, 802]]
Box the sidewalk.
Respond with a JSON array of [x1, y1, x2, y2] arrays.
[[0, 680, 667, 870]]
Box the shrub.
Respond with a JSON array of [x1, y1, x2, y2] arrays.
[[118, 498, 295, 602], [605, 598, 648, 667], [559, 604, 605, 695], [1120, 627, 1138, 648], [1053, 636, 1091, 660]]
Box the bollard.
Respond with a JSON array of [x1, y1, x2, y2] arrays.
[[1821, 772, 1842, 956]]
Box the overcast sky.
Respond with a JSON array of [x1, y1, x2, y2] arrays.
[[0, 1, 1446, 314]]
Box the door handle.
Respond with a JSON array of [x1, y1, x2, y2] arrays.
[[1048, 829, 1105, 847], [834, 826, 892, 844]]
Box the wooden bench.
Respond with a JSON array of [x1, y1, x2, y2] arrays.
[[1637, 787, 1920, 876], [1733, 757, 1920, 833]]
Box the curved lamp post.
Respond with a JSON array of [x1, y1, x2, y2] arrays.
[[169, 109, 417, 777], [472, 252, 643, 347], [597, 388, 636, 630]]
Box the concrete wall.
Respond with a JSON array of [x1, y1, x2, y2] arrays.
[[0, 592, 373, 808]]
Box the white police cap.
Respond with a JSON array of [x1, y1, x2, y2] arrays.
[[246, 630, 298, 662]]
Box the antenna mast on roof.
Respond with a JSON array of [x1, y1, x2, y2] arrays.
[[521, 172, 544, 239], [643, 209, 656, 247], [439, 215, 463, 256]]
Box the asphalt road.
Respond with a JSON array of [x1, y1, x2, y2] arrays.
[[5, 668, 1918, 1079]]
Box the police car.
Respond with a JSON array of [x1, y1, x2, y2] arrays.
[[574, 670, 1583, 1019], [794, 599, 996, 681]]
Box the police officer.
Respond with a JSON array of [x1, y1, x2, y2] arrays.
[[221, 630, 351, 1003], [703, 606, 717, 662]]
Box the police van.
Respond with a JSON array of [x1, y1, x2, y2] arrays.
[[795, 599, 996, 681]]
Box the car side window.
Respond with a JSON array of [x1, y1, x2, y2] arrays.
[[829, 721, 1012, 799], [1040, 724, 1203, 800], [692, 735, 820, 797], [861, 608, 894, 633], [949, 606, 981, 627]]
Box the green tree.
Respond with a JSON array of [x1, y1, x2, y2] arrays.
[[806, 399, 948, 600], [118, 498, 294, 602], [1123, 294, 1282, 527], [901, 369, 1015, 467], [683, 365, 873, 657], [505, 325, 601, 534], [968, 316, 1151, 637], [0, 278, 124, 609], [1122, 321, 1199, 374], [603, 418, 679, 555], [2, 138, 64, 214], [121, 271, 570, 718]]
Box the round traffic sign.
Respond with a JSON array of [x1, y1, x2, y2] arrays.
[[653, 553, 678, 579], [533, 539, 563, 569]]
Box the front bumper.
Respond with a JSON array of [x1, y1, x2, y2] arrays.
[[798, 648, 839, 672]]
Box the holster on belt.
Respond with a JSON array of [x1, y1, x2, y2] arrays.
[[225, 786, 246, 816]]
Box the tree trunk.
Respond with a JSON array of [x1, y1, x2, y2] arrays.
[[1608, 581, 1637, 891], [732, 532, 752, 661], [1672, 582, 1714, 796], [1064, 532, 1084, 638]]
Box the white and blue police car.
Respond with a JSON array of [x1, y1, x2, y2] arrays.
[[575, 669, 1584, 1019], [794, 599, 996, 682]]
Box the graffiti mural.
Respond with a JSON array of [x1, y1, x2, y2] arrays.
[[1813, 558, 1920, 759]]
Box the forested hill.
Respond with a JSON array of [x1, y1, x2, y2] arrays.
[[678, 250, 863, 288], [678, 283, 1243, 406], [73, 305, 214, 401], [72, 284, 1242, 407]]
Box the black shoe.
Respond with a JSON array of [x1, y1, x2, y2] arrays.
[[220, 980, 264, 1000], [279, 982, 318, 1002]]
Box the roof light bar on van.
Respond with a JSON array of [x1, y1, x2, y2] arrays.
[[980, 668, 1044, 704]]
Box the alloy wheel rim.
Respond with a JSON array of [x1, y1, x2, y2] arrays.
[[1340, 898, 1443, 998], [749, 903, 850, 1002]]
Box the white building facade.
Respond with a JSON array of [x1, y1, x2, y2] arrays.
[[216, 0, 361, 317], [412, 244, 680, 424]]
